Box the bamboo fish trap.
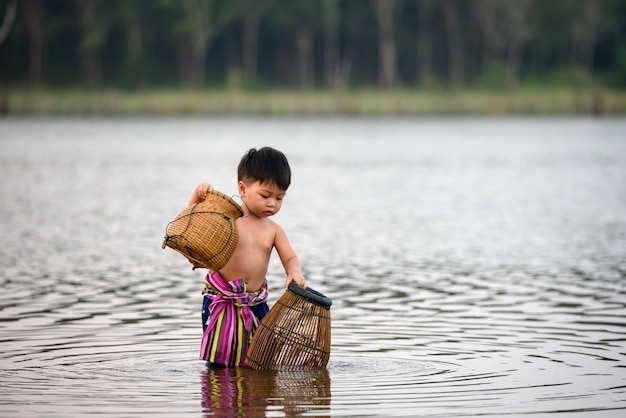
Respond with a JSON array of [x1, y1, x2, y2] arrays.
[[162, 190, 243, 271], [246, 282, 332, 371]]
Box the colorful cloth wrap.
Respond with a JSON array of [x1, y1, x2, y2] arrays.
[[200, 270, 269, 366]]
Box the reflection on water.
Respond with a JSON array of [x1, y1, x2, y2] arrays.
[[200, 367, 331, 417], [0, 116, 625, 417]]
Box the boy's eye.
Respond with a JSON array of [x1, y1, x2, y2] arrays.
[[261, 194, 269, 199]]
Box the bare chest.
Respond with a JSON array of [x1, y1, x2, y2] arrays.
[[236, 218, 275, 254]]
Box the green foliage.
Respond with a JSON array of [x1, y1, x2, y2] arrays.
[[479, 61, 510, 89], [78, 30, 105, 56], [0, 0, 625, 90], [609, 44, 626, 87], [524, 66, 595, 89]]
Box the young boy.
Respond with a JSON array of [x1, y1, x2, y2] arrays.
[[188, 147, 306, 367]]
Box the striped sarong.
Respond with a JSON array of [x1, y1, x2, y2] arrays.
[[199, 271, 269, 366]]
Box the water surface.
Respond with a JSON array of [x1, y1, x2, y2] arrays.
[[1, 117, 625, 417]]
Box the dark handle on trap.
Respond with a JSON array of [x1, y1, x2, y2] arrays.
[[287, 282, 332, 310]]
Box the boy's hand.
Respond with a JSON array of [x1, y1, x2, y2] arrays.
[[188, 182, 214, 206], [285, 273, 306, 289], [197, 182, 213, 201]]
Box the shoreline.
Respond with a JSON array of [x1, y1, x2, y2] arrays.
[[2, 88, 624, 116]]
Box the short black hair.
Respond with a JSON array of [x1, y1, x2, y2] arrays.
[[237, 147, 291, 191]]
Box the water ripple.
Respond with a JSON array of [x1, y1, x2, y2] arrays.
[[1, 117, 626, 416]]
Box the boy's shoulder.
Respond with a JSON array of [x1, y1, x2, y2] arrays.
[[261, 217, 287, 240], [263, 217, 283, 233]]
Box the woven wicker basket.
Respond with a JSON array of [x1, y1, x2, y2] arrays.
[[245, 282, 332, 371], [162, 190, 243, 271]]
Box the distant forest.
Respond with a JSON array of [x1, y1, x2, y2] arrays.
[[1, 0, 625, 90]]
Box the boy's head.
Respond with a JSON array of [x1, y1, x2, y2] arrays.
[[237, 147, 291, 191]]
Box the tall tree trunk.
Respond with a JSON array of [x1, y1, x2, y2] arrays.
[[474, 0, 500, 73], [323, 0, 340, 89], [416, 0, 435, 84], [127, 21, 143, 86], [375, 0, 396, 88], [571, 0, 601, 72], [442, 0, 464, 85], [0, 0, 16, 113], [242, 0, 261, 85], [75, 0, 106, 88], [0, 0, 17, 45], [181, 0, 235, 88], [24, 0, 43, 85], [177, 39, 192, 86], [503, 0, 531, 86], [296, 28, 313, 89], [120, 1, 144, 88], [184, 0, 211, 88]]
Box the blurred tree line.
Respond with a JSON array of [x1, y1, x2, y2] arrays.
[[1, 0, 625, 91]]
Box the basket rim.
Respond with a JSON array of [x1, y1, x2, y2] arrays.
[[287, 282, 332, 310], [203, 190, 244, 217]]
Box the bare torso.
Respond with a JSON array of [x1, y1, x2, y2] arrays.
[[218, 216, 277, 292]]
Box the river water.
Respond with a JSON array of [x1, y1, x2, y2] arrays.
[[1, 116, 625, 417]]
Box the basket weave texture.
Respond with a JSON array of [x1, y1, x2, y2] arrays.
[[162, 190, 243, 271], [245, 283, 332, 371]]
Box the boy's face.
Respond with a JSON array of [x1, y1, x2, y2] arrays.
[[239, 180, 286, 218]]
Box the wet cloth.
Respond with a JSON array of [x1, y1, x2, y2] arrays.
[[202, 297, 268, 333], [200, 270, 269, 366]]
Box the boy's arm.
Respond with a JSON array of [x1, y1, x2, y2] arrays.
[[274, 225, 307, 289], [188, 182, 213, 206]]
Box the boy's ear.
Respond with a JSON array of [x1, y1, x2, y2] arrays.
[[238, 181, 246, 196]]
